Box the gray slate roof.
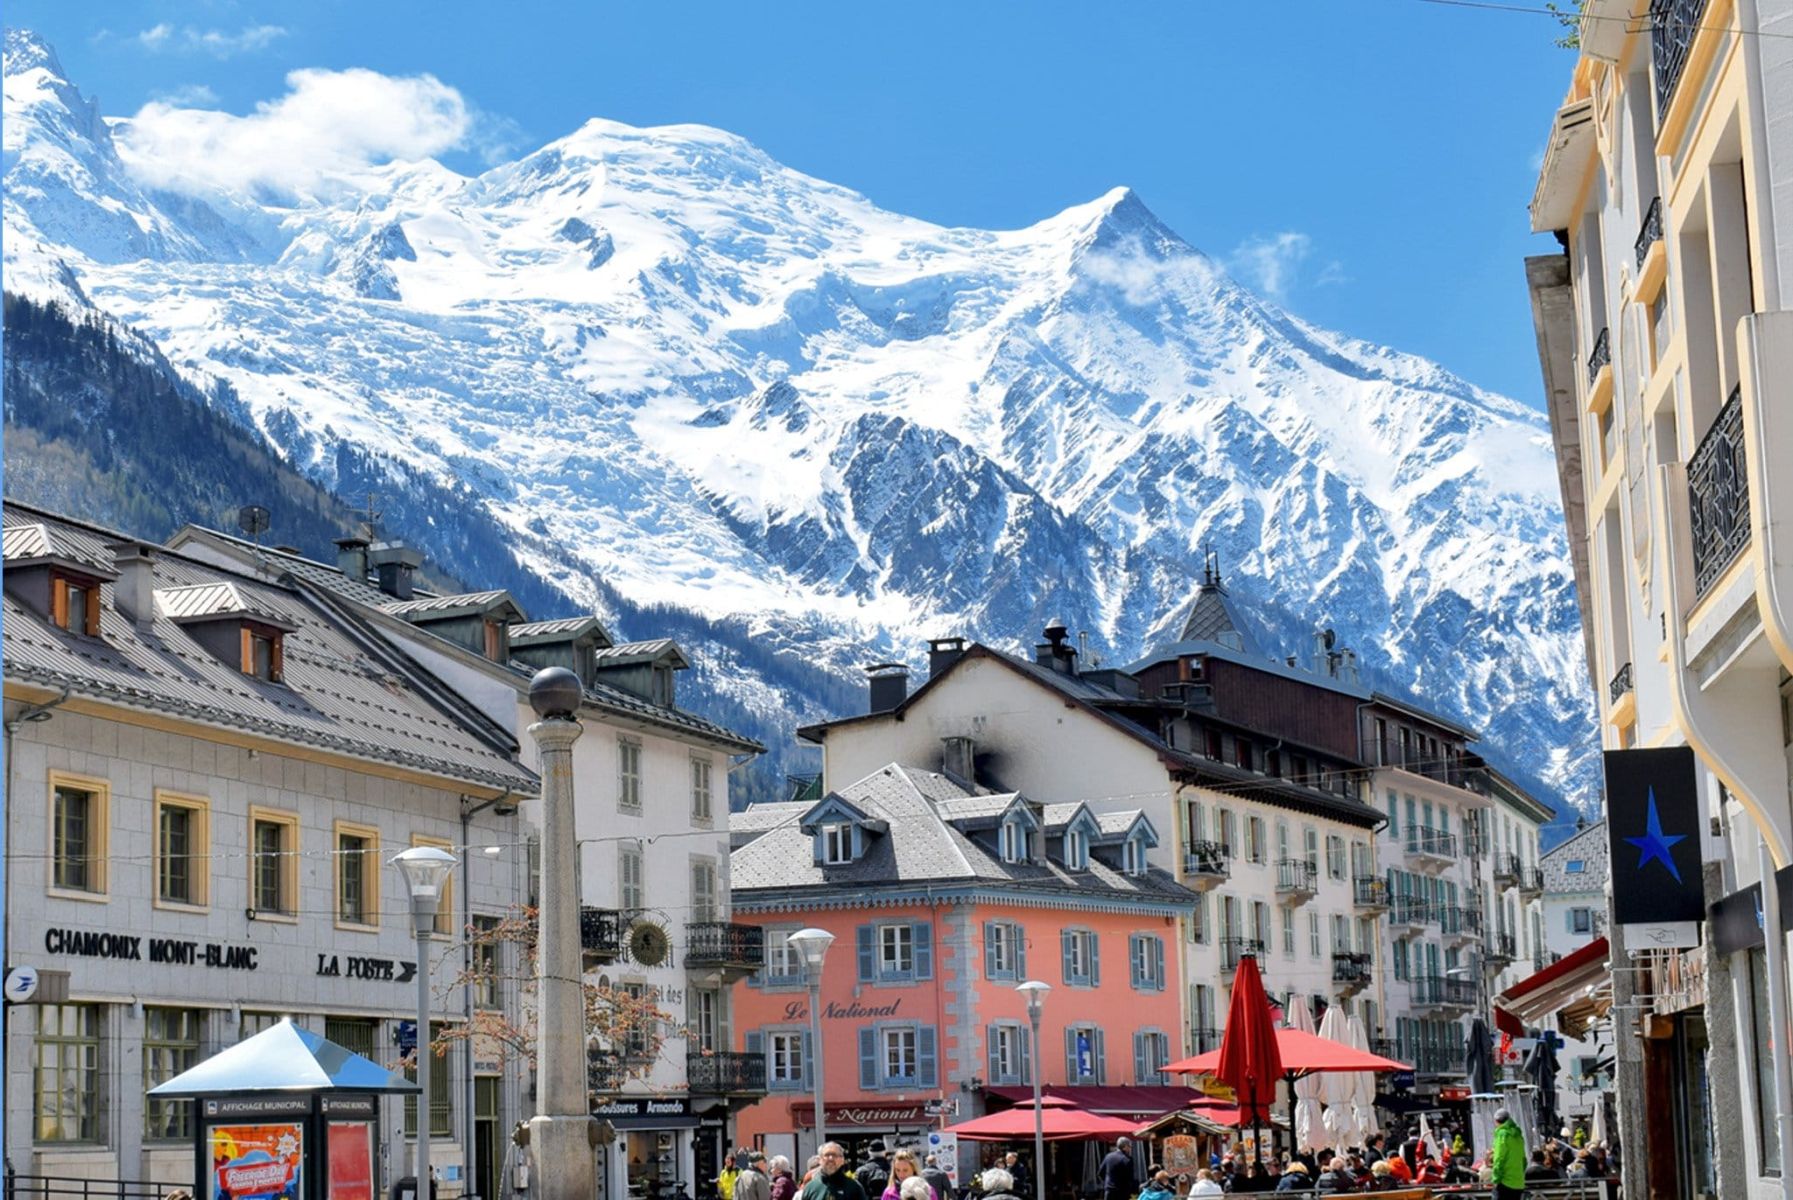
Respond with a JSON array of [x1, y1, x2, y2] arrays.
[[1542, 820, 1608, 894], [4, 503, 538, 795], [1179, 580, 1251, 647], [732, 763, 1196, 910]]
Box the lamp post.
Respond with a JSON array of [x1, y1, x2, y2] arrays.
[[788, 928, 835, 1157], [1017, 981, 1050, 1200], [391, 844, 459, 1200]]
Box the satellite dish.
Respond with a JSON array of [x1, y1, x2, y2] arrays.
[[237, 505, 272, 543]]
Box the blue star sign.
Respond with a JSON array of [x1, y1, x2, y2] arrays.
[[1625, 788, 1687, 882]]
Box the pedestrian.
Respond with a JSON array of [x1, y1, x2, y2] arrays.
[[1313, 1157, 1353, 1196], [901, 1180, 933, 1200], [1525, 1151, 1558, 1184], [1273, 1163, 1308, 1192], [802, 1144, 869, 1200], [883, 1151, 937, 1200], [858, 1143, 893, 1198], [771, 1157, 799, 1200], [1490, 1108, 1526, 1200], [739, 1153, 772, 1200], [922, 1156, 953, 1200], [1191, 1170, 1224, 1197], [977, 1169, 1021, 1200], [1141, 1171, 1177, 1200], [1365, 1162, 1397, 1192], [1100, 1137, 1139, 1200], [1361, 1135, 1385, 1168], [720, 1155, 743, 1200]]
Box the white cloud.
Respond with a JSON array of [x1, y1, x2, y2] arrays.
[[117, 67, 473, 201], [1316, 259, 1351, 288], [1227, 231, 1311, 301], [152, 82, 220, 107], [132, 23, 288, 58]]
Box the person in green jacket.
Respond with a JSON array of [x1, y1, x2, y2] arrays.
[[1491, 1108, 1527, 1200]]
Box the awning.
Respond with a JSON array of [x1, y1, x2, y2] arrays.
[[1495, 936, 1611, 1037], [985, 1085, 1206, 1119]]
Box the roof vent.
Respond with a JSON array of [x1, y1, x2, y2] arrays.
[[1036, 619, 1077, 673], [334, 535, 371, 581], [367, 541, 423, 600]]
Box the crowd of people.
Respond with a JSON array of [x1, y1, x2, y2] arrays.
[[714, 1141, 964, 1200]]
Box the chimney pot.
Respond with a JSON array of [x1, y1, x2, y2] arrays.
[[367, 541, 424, 600], [927, 636, 967, 679], [941, 735, 976, 784], [866, 663, 910, 714], [335, 535, 371, 582], [108, 542, 155, 627]]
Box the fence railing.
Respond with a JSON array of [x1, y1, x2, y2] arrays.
[[1635, 196, 1664, 268], [5, 1178, 170, 1200], [1689, 384, 1750, 597], [1651, 0, 1710, 116]]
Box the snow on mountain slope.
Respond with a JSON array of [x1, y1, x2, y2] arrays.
[[1, 29, 1597, 811]]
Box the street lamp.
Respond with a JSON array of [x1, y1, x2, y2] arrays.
[[1017, 980, 1051, 1200], [788, 928, 836, 1156], [391, 844, 458, 1200]]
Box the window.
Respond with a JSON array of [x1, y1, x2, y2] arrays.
[[335, 821, 380, 929], [1064, 829, 1089, 870], [691, 989, 720, 1052], [882, 1026, 918, 1082], [821, 823, 855, 865], [691, 858, 718, 924], [473, 915, 503, 1009], [1246, 816, 1266, 864], [50, 573, 102, 636], [1134, 1030, 1171, 1085], [1304, 827, 1319, 871], [762, 926, 804, 986], [691, 756, 714, 822], [619, 982, 653, 1059], [860, 1023, 938, 1088], [144, 1007, 201, 1139], [250, 807, 298, 918], [1282, 908, 1296, 957], [1252, 901, 1272, 949], [1065, 1025, 1105, 1084], [1331, 915, 1351, 953], [1130, 934, 1165, 991], [34, 1004, 100, 1142], [880, 925, 915, 975], [1276, 820, 1289, 862], [766, 1029, 808, 1088], [1309, 911, 1322, 958], [617, 738, 642, 811], [404, 1020, 453, 1136], [1217, 809, 1237, 856], [1566, 859, 1586, 874], [1386, 790, 1399, 837], [482, 619, 505, 662], [1000, 819, 1027, 864], [985, 921, 1024, 981], [1326, 835, 1345, 880], [154, 792, 209, 909], [1062, 928, 1100, 986], [1570, 907, 1593, 935], [241, 625, 284, 682], [326, 1017, 376, 1060], [413, 835, 454, 936], [49, 774, 108, 896], [858, 922, 933, 983], [619, 842, 644, 910], [1189, 893, 1209, 945], [239, 1012, 287, 1040], [988, 1022, 1029, 1085]]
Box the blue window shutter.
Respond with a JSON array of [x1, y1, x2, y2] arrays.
[[745, 1029, 763, 1063], [918, 1025, 938, 1088], [803, 1028, 814, 1089], [914, 923, 934, 981], [1019, 1023, 1032, 1085], [858, 1026, 878, 1089], [1094, 1028, 1107, 1085], [1129, 936, 1141, 990], [1153, 937, 1165, 990], [1064, 1027, 1076, 1080], [813, 833, 824, 866], [1133, 1032, 1146, 1084], [984, 922, 998, 979], [987, 1024, 1000, 1082], [1061, 929, 1074, 984], [1016, 924, 1027, 978], [857, 925, 876, 983], [1089, 933, 1101, 987]]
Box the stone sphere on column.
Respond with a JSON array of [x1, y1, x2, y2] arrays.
[[529, 666, 583, 718]]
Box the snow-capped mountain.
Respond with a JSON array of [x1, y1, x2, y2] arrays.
[[2, 29, 1596, 812]]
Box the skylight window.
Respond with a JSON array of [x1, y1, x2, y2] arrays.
[[1566, 860, 1585, 873]]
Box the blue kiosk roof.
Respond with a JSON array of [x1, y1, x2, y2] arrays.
[[148, 1018, 419, 1097]]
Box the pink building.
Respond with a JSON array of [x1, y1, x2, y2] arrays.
[[729, 763, 1195, 1175]]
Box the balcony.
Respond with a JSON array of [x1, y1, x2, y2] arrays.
[[588, 1047, 626, 1097], [1406, 827, 1459, 868], [1651, 0, 1710, 117], [687, 1050, 768, 1098], [685, 921, 765, 981], [1332, 952, 1373, 995], [1183, 840, 1232, 890], [1188, 1026, 1224, 1055], [1410, 1043, 1461, 1077], [1487, 931, 1517, 967], [1440, 905, 1483, 946], [1519, 867, 1545, 901], [1275, 859, 1318, 904], [1373, 742, 1481, 790], [1388, 896, 1432, 932], [1412, 975, 1475, 1013], [1222, 936, 1267, 972], [1689, 385, 1750, 597], [1370, 1037, 1398, 1062], [580, 906, 625, 963], [1587, 326, 1611, 388], [1352, 876, 1390, 911], [1635, 197, 1664, 270], [1609, 662, 1635, 706], [1492, 854, 1521, 890]]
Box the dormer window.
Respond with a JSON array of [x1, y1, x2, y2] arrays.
[[1000, 819, 1028, 864], [483, 619, 507, 662], [52, 573, 102, 637], [1123, 836, 1147, 876], [821, 823, 855, 865], [1065, 829, 1089, 871], [242, 625, 285, 682]]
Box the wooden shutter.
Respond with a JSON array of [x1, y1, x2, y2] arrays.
[[1093, 1028, 1107, 1084], [858, 1026, 878, 1089], [1088, 931, 1100, 986], [917, 1025, 937, 1088], [913, 922, 933, 980], [1015, 924, 1027, 978], [1061, 929, 1074, 984], [1019, 1022, 1031, 1085], [987, 1024, 1001, 1082], [803, 1028, 814, 1089], [1129, 936, 1142, 989], [1064, 1027, 1077, 1080], [50, 578, 69, 629], [984, 923, 998, 978], [84, 586, 101, 636], [1133, 1032, 1147, 1085], [857, 925, 876, 982], [745, 1030, 766, 1084]]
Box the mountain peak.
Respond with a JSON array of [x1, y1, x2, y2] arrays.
[[4, 27, 63, 79], [1047, 185, 1192, 262]]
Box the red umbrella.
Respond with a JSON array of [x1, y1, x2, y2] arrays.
[[1214, 953, 1282, 1161], [944, 1101, 1139, 1142], [1166, 1028, 1411, 1078]]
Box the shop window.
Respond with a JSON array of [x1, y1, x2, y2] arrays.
[[334, 821, 380, 929], [144, 1007, 202, 1139], [155, 792, 210, 910], [49, 774, 109, 897], [34, 1003, 101, 1142]]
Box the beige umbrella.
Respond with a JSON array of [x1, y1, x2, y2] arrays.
[[1318, 1005, 1356, 1149], [1346, 1012, 1379, 1147], [1287, 996, 1325, 1153]]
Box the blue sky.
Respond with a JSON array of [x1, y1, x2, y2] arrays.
[[12, 0, 1576, 407]]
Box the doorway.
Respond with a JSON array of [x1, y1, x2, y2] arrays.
[[475, 1077, 500, 1200]]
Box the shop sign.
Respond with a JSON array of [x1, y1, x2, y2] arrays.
[[925, 1132, 960, 1185], [1389, 1071, 1416, 1091], [792, 1102, 928, 1128], [1439, 1087, 1470, 1102], [45, 928, 258, 970], [593, 1098, 693, 1119], [780, 997, 903, 1022], [1604, 747, 1704, 925], [316, 954, 417, 983], [209, 1121, 303, 1200], [1161, 1136, 1202, 1175], [1709, 866, 1793, 956]]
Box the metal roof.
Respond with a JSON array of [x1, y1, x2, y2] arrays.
[[1541, 820, 1607, 893], [148, 1018, 416, 1096], [593, 639, 689, 668], [155, 581, 296, 629], [512, 616, 610, 645], [384, 589, 524, 621], [4, 503, 538, 795], [2, 516, 119, 576]]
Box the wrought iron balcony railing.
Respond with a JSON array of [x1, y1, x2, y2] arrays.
[[1689, 385, 1750, 597], [580, 906, 626, 961], [1409, 827, 1459, 861], [1332, 952, 1373, 987], [1635, 196, 1664, 269], [1651, 0, 1710, 117], [1520, 867, 1546, 900], [1353, 876, 1390, 909], [1440, 905, 1483, 939], [1275, 858, 1318, 897], [1389, 896, 1433, 928], [588, 1047, 626, 1095], [685, 921, 765, 973], [1587, 326, 1611, 387], [1188, 1026, 1224, 1054], [1222, 936, 1267, 972], [1413, 975, 1476, 1009], [687, 1050, 768, 1096], [1184, 840, 1232, 882], [1488, 931, 1517, 963], [1493, 854, 1522, 888], [1609, 662, 1635, 705]]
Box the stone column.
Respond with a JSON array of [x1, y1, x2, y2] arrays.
[[527, 669, 595, 1200]]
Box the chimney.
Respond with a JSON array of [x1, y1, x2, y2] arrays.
[[1338, 648, 1359, 685], [109, 542, 155, 627], [941, 736, 976, 784], [1312, 628, 1336, 673], [335, 535, 371, 581], [866, 663, 910, 714], [1035, 618, 1077, 673], [928, 636, 967, 679], [367, 541, 424, 600]]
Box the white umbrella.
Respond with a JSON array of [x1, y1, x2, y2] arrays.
[[1287, 995, 1325, 1153], [1318, 1005, 1356, 1148], [1591, 1095, 1609, 1147], [1418, 1111, 1435, 1158], [1346, 1013, 1379, 1147]]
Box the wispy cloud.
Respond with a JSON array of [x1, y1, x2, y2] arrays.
[[133, 23, 288, 58], [1228, 231, 1312, 301], [151, 82, 220, 107], [118, 67, 473, 201], [1316, 259, 1351, 288]]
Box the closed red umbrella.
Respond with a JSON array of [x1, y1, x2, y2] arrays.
[[1214, 953, 1282, 1162]]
